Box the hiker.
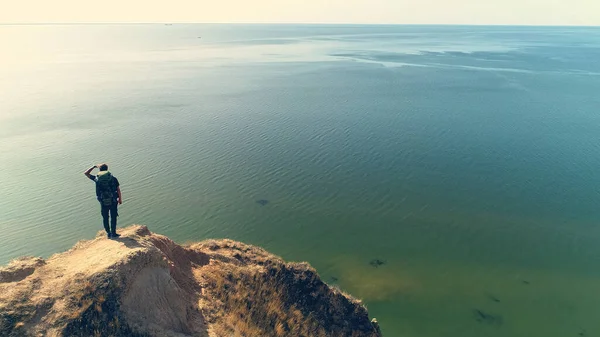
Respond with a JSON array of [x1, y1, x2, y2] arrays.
[[84, 164, 122, 238]]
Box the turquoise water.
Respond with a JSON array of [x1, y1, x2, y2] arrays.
[[2, 24, 600, 336]]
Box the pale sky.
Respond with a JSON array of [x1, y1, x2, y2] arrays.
[[1, 0, 599, 25]]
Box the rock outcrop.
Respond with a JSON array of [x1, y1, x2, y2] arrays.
[[0, 225, 382, 337]]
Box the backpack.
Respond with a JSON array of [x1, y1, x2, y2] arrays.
[[97, 171, 116, 206]]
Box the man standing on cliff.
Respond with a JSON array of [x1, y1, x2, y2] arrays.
[[84, 164, 122, 238]]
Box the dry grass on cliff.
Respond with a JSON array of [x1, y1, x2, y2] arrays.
[[1, 226, 380, 337], [192, 240, 379, 337]]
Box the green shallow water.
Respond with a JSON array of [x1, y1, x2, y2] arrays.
[[2, 24, 600, 336]]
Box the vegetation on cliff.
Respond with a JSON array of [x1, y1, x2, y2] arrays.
[[0, 225, 382, 337]]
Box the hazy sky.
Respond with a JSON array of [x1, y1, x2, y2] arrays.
[[1, 0, 599, 25]]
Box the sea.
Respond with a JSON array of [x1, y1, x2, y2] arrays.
[[1, 24, 600, 337]]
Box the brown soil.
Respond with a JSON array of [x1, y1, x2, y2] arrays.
[[0, 225, 382, 337]]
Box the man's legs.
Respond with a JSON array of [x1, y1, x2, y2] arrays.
[[109, 203, 119, 236], [100, 205, 110, 235]]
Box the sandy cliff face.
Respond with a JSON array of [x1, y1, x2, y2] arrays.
[[0, 225, 382, 337]]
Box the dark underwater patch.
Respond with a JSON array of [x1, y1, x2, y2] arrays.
[[369, 259, 385, 268]]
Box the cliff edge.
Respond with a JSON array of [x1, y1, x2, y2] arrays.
[[0, 225, 382, 337]]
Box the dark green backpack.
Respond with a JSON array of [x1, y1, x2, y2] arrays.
[[97, 171, 116, 206]]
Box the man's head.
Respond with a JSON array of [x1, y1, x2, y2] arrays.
[[98, 164, 109, 171]]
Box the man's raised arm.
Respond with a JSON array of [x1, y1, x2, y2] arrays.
[[84, 165, 97, 179]]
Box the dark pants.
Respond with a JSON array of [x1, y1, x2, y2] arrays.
[[101, 202, 119, 234]]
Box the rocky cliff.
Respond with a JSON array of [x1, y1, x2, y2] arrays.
[[0, 225, 382, 337]]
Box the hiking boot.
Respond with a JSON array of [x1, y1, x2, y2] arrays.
[[111, 232, 121, 238], [107, 233, 113, 239]]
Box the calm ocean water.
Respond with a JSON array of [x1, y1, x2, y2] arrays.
[[2, 24, 600, 336]]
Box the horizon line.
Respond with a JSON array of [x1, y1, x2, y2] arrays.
[[1, 22, 599, 28]]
